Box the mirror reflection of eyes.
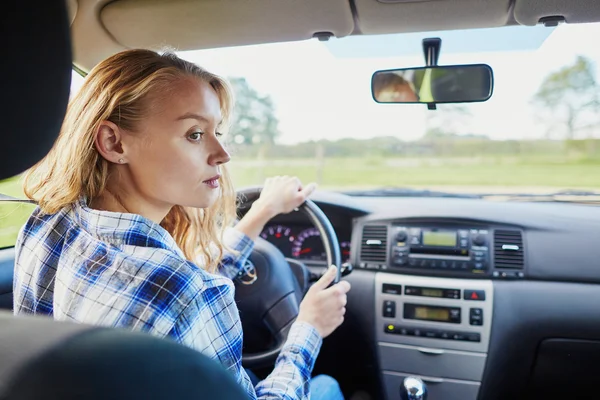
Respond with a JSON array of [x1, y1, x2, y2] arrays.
[[372, 64, 493, 104]]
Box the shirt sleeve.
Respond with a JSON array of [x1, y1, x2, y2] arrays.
[[253, 321, 323, 400], [216, 227, 255, 280], [170, 264, 323, 400]]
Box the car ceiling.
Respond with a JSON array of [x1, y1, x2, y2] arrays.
[[70, 0, 600, 72]]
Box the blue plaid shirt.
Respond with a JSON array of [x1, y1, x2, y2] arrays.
[[13, 197, 322, 399]]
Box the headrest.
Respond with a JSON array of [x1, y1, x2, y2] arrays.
[[2, 1, 72, 179]]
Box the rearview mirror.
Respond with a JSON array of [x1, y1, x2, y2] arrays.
[[371, 64, 493, 104]]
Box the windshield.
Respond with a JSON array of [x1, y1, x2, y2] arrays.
[[175, 22, 600, 196]]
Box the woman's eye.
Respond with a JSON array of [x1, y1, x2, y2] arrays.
[[216, 132, 223, 138], [188, 131, 203, 141]]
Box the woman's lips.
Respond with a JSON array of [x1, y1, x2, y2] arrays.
[[203, 175, 221, 189]]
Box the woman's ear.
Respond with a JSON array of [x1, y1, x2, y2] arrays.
[[95, 120, 127, 164]]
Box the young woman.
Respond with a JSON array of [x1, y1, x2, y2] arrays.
[[13, 49, 350, 400]]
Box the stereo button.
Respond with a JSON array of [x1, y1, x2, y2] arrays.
[[424, 330, 439, 338], [383, 301, 396, 318]]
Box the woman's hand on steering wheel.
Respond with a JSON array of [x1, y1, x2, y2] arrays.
[[297, 265, 351, 338], [253, 176, 318, 218]]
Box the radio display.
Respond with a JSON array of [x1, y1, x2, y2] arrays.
[[415, 306, 449, 322], [421, 288, 444, 298], [404, 303, 461, 324], [422, 230, 457, 247]]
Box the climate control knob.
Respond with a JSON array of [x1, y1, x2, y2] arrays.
[[396, 231, 408, 242], [472, 234, 486, 246]]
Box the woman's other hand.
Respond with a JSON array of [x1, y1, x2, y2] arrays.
[[235, 176, 316, 240], [253, 176, 317, 219], [297, 266, 351, 338]]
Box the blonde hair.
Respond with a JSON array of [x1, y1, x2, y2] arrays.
[[23, 49, 237, 272]]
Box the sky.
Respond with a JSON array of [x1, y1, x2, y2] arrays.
[[72, 22, 600, 145]]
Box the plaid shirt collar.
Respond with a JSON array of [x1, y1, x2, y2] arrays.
[[73, 197, 185, 257]]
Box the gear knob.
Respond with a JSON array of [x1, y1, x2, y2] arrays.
[[399, 376, 428, 400]]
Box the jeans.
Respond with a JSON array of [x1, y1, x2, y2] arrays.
[[246, 370, 344, 400]]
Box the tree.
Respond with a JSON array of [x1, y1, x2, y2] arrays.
[[228, 77, 280, 145], [533, 56, 600, 139]]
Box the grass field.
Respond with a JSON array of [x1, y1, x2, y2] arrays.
[[1, 156, 599, 249], [229, 156, 600, 190], [0, 176, 35, 249]]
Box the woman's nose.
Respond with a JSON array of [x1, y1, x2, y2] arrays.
[[207, 136, 231, 166]]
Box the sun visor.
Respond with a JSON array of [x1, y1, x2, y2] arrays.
[[100, 0, 354, 51], [514, 0, 600, 25], [353, 0, 512, 35]]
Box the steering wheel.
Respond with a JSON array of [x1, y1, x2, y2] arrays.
[[234, 187, 341, 369]]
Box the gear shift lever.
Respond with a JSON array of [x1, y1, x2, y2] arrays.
[[399, 376, 428, 400]]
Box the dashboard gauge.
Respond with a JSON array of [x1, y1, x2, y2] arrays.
[[292, 228, 326, 260], [340, 241, 351, 263], [260, 225, 295, 256]]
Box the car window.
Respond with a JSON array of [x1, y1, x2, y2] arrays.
[[0, 69, 85, 249]]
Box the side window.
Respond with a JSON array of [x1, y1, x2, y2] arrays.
[[0, 69, 85, 249]]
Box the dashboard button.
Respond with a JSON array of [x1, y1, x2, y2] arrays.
[[470, 307, 484, 325], [424, 330, 439, 339], [382, 283, 402, 295], [452, 332, 466, 341], [408, 258, 418, 267], [383, 300, 396, 318], [399, 327, 412, 335], [474, 262, 486, 270], [465, 290, 486, 301], [429, 260, 439, 268], [467, 333, 481, 342], [413, 328, 423, 337], [440, 331, 451, 340], [393, 256, 407, 265]]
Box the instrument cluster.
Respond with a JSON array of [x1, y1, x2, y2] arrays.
[[260, 224, 351, 264]]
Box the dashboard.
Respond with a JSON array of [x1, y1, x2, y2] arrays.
[[250, 191, 600, 400]]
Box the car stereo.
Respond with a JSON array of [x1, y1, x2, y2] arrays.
[[389, 226, 490, 275]]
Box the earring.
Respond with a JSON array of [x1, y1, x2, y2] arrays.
[[118, 158, 124, 164]]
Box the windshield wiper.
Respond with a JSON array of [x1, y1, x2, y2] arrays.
[[342, 187, 483, 199]]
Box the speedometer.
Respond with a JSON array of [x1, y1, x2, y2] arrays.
[[292, 228, 326, 260], [260, 225, 294, 256]]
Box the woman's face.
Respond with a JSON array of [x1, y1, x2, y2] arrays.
[[118, 77, 230, 212]]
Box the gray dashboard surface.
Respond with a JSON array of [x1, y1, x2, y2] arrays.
[[310, 192, 600, 284]]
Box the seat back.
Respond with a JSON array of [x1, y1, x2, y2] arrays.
[[0, 312, 247, 400]]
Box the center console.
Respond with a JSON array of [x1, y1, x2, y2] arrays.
[[352, 219, 525, 400], [375, 273, 493, 400]]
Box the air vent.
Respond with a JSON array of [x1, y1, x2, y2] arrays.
[[360, 225, 388, 262], [494, 229, 524, 269]]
